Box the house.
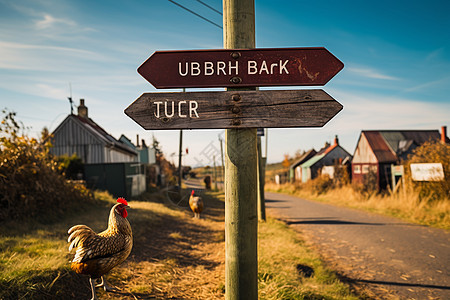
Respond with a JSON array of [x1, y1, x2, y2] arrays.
[[289, 149, 317, 182], [300, 136, 352, 182], [51, 99, 138, 163], [51, 99, 146, 198], [119, 135, 156, 165], [351, 127, 448, 190]]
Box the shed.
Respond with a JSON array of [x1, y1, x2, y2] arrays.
[[351, 127, 448, 190], [84, 162, 146, 199], [51, 99, 137, 164], [289, 149, 317, 182], [300, 136, 352, 182]]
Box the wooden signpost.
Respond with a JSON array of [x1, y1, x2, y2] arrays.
[[138, 47, 343, 89], [125, 89, 342, 130], [127, 0, 344, 298]]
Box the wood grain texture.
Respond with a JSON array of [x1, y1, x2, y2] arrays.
[[124, 89, 342, 130]]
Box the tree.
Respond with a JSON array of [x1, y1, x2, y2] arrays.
[[282, 154, 291, 169]]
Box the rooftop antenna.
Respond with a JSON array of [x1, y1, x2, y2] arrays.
[[68, 82, 74, 114]]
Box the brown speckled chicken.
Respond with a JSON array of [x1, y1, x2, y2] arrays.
[[189, 190, 203, 219], [68, 197, 133, 300]]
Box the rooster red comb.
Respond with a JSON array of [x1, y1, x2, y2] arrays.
[[117, 197, 128, 206], [191, 190, 195, 195]]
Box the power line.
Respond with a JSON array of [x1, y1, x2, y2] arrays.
[[168, 0, 222, 29], [195, 0, 222, 16]]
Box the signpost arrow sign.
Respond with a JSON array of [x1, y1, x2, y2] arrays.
[[124, 89, 342, 130], [138, 47, 344, 89]]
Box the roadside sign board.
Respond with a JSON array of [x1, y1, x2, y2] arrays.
[[138, 47, 344, 89], [410, 163, 445, 181], [124, 89, 342, 130]]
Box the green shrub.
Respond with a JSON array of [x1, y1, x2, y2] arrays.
[[57, 154, 84, 180], [0, 109, 93, 223]]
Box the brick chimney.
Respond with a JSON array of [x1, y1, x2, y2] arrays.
[[334, 135, 339, 146], [78, 99, 88, 118], [442, 126, 447, 144]]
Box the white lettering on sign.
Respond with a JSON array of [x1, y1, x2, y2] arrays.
[[248, 60, 289, 75], [154, 101, 199, 119], [177, 60, 290, 76], [178, 61, 239, 76]]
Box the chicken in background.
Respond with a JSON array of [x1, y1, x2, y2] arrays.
[[68, 197, 133, 300], [189, 190, 204, 219]]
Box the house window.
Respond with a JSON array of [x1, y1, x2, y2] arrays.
[[354, 165, 361, 174], [362, 165, 369, 174]]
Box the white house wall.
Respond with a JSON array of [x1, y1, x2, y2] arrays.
[[352, 134, 377, 164], [104, 147, 137, 163]]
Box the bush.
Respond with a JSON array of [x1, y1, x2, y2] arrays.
[[0, 110, 93, 223], [302, 175, 334, 195], [57, 154, 84, 180], [352, 169, 378, 196], [405, 141, 450, 201]]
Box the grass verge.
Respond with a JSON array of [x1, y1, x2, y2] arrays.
[[0, 189, 361, 299]]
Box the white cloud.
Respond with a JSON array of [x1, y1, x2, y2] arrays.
[[346, 66, 400, 81], [403, 76, 450, 93], [0, 41, 104, 71], [35, 13, 76, 29]]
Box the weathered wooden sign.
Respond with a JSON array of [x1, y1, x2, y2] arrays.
[[138, 47, 343, 89], [410, 163, 445, 181], [124, 89, 342, 130]]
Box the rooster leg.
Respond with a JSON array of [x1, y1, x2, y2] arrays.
[[96, 275, 118, 292], [89, 278, 98, 300]]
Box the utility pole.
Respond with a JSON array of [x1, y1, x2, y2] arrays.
[[178, 88, 186, 195], [219, 136, 225, 185], [178, 129, 183, 194], [213, 155, 218, 191], [223, 0, 258, 299]]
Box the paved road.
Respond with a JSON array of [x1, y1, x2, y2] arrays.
[[265, 192, 450, 299]]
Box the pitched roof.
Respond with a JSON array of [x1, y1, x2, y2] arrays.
[[300, 143, 350, 168], [362, 130, 443, 163], [301, 153, 325, 168], [290, 149, 317, 169], [363, 131, 397, 163], [64, 115, 137, 156]]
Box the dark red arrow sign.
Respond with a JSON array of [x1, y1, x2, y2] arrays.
[[138, 47, 343, 89], [124, 89, 342, 130]]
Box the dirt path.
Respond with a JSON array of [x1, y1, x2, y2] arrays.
[[265, 192, 450, 299], [89, 186, 226, 299]]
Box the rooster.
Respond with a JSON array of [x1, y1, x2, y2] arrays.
[[189, 190, 203, 219], [68, 197, 133, 300]]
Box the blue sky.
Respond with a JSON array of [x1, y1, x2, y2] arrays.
[[1, 0, 449, 167]]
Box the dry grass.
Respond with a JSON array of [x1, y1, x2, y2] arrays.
[[266, 182, 450, 230], [0, 189, 361, 299], [258, 217, 359, 299]]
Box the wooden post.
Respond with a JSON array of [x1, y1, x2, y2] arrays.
[[257, 137, 266, 221], [223, 0, 258, 299]]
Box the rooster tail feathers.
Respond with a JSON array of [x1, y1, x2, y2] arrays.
[[68, 225, 95, 252], [68, 225, 91, 236]]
